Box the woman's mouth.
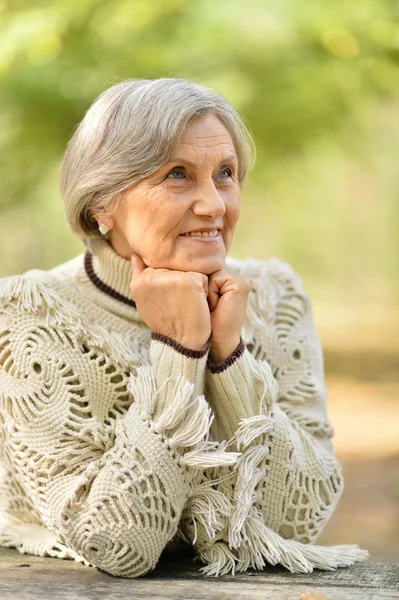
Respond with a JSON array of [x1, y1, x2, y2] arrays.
[[179, 229, 221, 243]]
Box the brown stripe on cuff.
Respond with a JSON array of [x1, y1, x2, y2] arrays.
[[207, 337, 246, 374], [151, 331, 211, 358]]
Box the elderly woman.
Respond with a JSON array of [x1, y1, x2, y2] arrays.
[[0, 78, 368, 578]]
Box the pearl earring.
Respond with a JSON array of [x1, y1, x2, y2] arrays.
[[99, 223, 110, 235]]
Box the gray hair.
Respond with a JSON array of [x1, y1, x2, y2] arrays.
[[59, 77, 256, 242]]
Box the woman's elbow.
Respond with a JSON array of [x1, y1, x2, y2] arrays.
[[72, 527, 170, 578], [60, 509, 179, 578]]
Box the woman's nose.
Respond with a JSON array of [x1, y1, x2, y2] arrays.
[[192, 180, 226, 218]]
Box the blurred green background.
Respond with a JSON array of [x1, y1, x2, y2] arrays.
[[0, 0, 398, 561]]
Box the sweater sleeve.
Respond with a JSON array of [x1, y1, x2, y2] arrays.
[[181, 258, 369, 576], [0, 278, 239, 578]]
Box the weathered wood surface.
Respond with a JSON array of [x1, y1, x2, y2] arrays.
[[0, 547, 398, 600]]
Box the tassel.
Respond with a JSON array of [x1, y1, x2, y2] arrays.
[[198, 506, 369, 577], [169, 396, 213, 448], [127, 365, 241, 553], [189, 256, 370, 577], [229, 445, 270, 548], [180, 448, 240, 468], [127, 366, 169, 418], [197, 543, 239, 577], [126, 366, 240, 469], [0, 276, 81, 330], [0, 274, 143, 371], [155, 380, 195, 434], [0, 275, 54, 312], [183, 477, 233, 542], [235, 415, 274, 449], [87, 330, 147, 371], [238, 506, 369, 574], [220, 365, 370, 576]]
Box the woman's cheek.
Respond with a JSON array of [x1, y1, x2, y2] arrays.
[[225, 203, 240, 232], [146, 229, 176, 263]]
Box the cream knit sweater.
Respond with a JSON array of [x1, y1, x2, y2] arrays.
[[0, 236, 369, 577]]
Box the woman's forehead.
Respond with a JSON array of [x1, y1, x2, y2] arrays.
[[178, 113, 234, 142], [172, 118, 237, 164]]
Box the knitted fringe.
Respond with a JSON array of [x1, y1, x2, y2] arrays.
[[187, 258, 370, 577], [127, 366, 241, 543], [0, 274, 144, 370], [0, 276, 81, 330], [128, 366, 240, 469], [85, 329, 148, 371], [198, 543, 239, 577], [227, 365, 276, 551], [197, 520, 369, 577], [177, 359, 278, 554], [234, 415, 273, 448], [182, 470, 236, 544], [196, 381, 369, 577], [228, 444, 270, 548]]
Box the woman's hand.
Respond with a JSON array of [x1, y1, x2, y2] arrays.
[[130, 253, 211, 351], [207, 270, 251, 363]]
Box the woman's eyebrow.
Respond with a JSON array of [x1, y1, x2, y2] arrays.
[[165, 155, 238, 168]]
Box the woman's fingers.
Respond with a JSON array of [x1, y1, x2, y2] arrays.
[[130, 253, 147, 277], [128, 263, 212, 350], [207, 276, 220, 312]]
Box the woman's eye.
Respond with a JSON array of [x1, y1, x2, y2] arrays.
[[219, 167, 233, 178], [166, 167, 186, 180], [165, 166, 233, 181]]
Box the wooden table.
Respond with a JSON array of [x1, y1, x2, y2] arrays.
[[0, 547, 398, 600]]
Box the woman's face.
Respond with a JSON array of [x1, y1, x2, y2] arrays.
[[101, 113, 241, 275]]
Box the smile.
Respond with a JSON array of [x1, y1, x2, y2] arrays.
[[179, 230, 221, 243]]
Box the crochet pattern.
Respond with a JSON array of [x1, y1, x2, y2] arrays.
[[0, 239, 369, 577], [0, 284, 238, 576], [177, 257, 367, 575]]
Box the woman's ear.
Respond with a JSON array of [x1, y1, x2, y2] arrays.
[[91, 195, 121, 228], [89, 210, 99, 224], [90, 210, 114, 230]]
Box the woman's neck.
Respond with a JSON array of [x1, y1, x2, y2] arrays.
[[84, 236, 136, 308]]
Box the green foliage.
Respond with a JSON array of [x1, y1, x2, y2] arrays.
[[0, 0, 398, 318]]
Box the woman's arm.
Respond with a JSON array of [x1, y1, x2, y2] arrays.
[[0, 279, 239, 578], [205, 256, 335, 445], [184, 258, 369, 575]]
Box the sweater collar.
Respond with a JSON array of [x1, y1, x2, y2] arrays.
[[84, 237, 136, 308]]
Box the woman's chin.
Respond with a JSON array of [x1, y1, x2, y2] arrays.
[[146, 250, 227, 274], [182, 256, 225, 274], [162, 255, 225, 274]]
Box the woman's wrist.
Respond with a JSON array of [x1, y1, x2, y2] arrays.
[[151, 331, 211, 357], [208, 337, 243, 366]]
